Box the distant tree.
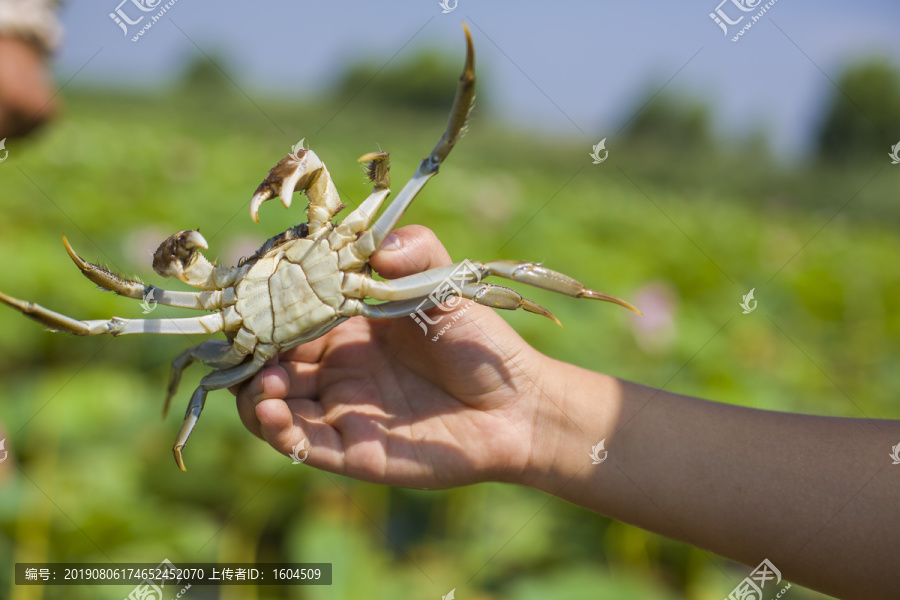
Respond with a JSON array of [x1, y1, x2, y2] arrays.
[[620, 88, 713, 149], [177, 52, 234, 96], [815, 58, 900, 163], [333, 49, 471, 112]]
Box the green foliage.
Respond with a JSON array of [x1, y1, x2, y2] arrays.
[[332, 49, 468, 112], [815, 57, 900, 163]]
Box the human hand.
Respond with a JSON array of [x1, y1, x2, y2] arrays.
[[235, 225, 554, 488], [0, 36, 56, 139]]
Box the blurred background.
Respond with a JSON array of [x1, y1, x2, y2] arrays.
[[1, 0, 899, 598]]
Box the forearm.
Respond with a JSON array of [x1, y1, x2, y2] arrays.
[[522, 357, 900, 599]]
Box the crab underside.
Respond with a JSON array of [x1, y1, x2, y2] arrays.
[[0, 24, 639, 470]]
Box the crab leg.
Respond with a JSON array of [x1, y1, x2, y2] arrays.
[[350, 283, 557, 324], [173, 354, 268, 471], [472, 260, 641, 314], [345, 23, 476, 262], [341, 259, 640, 314], [343, 296, 439, 319], [163, 340, 250, 418], [454, 282, 559, 323], [62, 236, 228, 310], [329, 152, 392, 255], [0, 291, 226, 335], [332, 187, 391, 266], [342, 263, 471, 298]]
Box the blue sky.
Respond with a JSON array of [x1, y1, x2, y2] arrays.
[[55, 0, 900, 157]]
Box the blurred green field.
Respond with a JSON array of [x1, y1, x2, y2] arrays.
[[0, 81, 897, 600]]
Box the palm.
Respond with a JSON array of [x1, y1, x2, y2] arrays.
[[245, 305, 540, 488]]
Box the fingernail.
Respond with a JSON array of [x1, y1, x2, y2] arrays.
[[381, 233, 402, 252]]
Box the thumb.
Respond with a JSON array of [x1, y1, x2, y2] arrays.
[[369, 225, 453, 279]]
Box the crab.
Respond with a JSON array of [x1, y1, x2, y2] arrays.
[[0, 24, 639, 471]]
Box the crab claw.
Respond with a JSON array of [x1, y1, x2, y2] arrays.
[[250, 149, 309, 223], [152, 230, 209, 283], [358, 151, 391, 190]]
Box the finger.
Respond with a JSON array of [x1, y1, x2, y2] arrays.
[[281, 361, 319, 399], [235, 366, 290, 439], [228, 355, 279, 396], [277, 336, 329, 364], [370, 224, 453, 279], [255, 398, 347, 472], [254, 398, 297, 452]]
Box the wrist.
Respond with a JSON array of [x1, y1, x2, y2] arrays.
[[519, 357, 623, 494]]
